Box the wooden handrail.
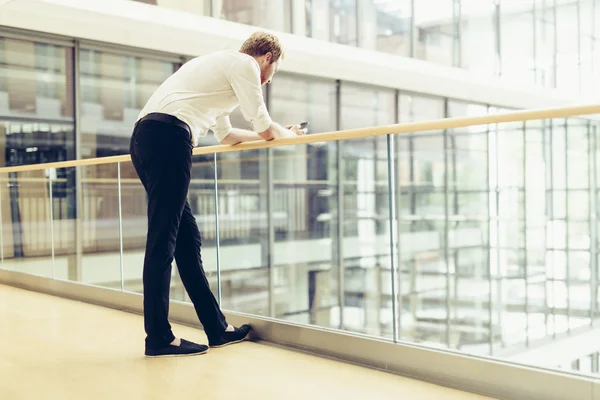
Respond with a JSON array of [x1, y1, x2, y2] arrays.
[[0, 103, 598, 174], [0, 177, 374, 185]]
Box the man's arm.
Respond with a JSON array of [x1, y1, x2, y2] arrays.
[[220, 123, 303, 145], [218, 60, 305, 145], [219, 128, 264, 145], [226, 60, 304, 141], [258, 122, 301, 140]]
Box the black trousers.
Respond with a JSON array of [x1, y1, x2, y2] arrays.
[[129, 114, 228, 349]]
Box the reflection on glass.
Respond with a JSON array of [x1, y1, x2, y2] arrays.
[[79, 49, 176, 158], [269, 73, 339, 328], [50, 167, 77, 283], [396, 93, 446, 347], [359, 0, 412, 57], [0, 37, 75, 167], [490, 109, 529, 351], [0, 173, 7, 268], [446, 103, 490, 354], [500, 1, 535, 85], [414, 0, 458, 66], [399, 93, 444, 122], [340, 83, 395, 338], [1, 170, 53, 278], [460, 0, 497, 77], [134, 0, 600, 97], [220, 0, 292, 33], [216, 149, 269, 315], [270, 147, 340, 327], [307, 0, 358, 45], [132, 0, 211, 16], [0, 38, 73, 121], [78, 165, 122, 287], [48, 166, 123, 288], [118, 161, 146, 294], [185, 155, 220, 302]]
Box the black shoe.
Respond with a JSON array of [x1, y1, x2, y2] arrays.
[[145, 339, 209, 358], [209, 324, 252, 348]]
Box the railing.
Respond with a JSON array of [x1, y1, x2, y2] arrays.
[[2, 104, 600, 399]]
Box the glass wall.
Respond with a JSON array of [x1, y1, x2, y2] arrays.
[[134, 0, 600, 95], [79, 49, 178, 158], [396, 93, 446, 346], [359, 0, 412, 57], [339, 83, 395, 338], [268, 73, 338, 327], [0, 38, 75, 167], [219, 0, 293, 33], [132, 0, 212, 16], [4, 112, 600, 379]]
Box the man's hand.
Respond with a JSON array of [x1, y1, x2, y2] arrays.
[[285, 124, 307, 136], [257, 122, 306, 141]]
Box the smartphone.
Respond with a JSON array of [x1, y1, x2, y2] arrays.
[[299, 121, 309, 130]]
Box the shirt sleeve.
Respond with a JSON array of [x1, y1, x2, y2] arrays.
[[228, 59, 273, 133], [212, 114, 233, 143]]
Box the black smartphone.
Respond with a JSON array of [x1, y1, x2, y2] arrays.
[[299, 121, 309, 129]]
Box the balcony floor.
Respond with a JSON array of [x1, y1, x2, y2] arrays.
[[0, 284, 495, 400]]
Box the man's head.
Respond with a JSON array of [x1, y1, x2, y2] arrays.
[[239, 31, 283, 86]]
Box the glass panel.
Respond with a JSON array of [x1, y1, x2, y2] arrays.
[[220, 0, 292, 33], [340, 83, 395, 339], [120, 160, 147, 295], [399, 93, 445, 122], [555, 3, 580, 95], [79, 49, 176, 158], [47, 165, 122, 288], [534, 0, 556, 88], [307, 0, 358, 45], [500, 1, 536, 85], [567, 119, 590, 189], [397, 130, 447, 347], [524, 115, 546, 346], [1, 170, 53, 277], [414, 0, 457, 66], [269, 74, 339, 327], [445, 101, 490, 355], [330, 0, 359, 46], [528, 280, 548, 342], [78, 165, 122, 287], [580, 355, 593, 375], [359, 0, 412, 57], [341, 135, 393, 338], [569, 254, 591, 329], [0, 172, 7, 268], [340, 84, 395, 129], [492, 276, 527, 352], [133, 0, 211, 15], [216, 149, 269, 315], [182, 155, 220, 302], [0, 37, 75, 166], [569, 221, 590, 251], [269, 73, 337, 133], [460, 0, 497, 77], [270, 144, 339, 327]]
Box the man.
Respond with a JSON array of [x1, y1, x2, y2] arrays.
[[130, 31, 305, 358]]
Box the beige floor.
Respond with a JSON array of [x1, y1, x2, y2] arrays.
[[0, 284, 495, 400]]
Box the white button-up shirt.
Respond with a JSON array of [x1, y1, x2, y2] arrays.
[[138, 50, 273, 145]]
